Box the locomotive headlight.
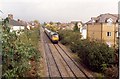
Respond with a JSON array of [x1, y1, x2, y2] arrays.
[[52, 35, 59, 40]]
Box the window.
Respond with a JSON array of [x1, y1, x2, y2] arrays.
[[92, 19, 95, 23], [107, 18, 113, 23], [107, 32, 111, 36], [116, 31, 118, 37], [107, 18, 113, 26]]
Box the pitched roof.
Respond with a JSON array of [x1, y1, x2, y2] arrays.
[[87, 13, 118, 24], [71, 21, 82, 24], [82, 24, 87, 29], [9, 19, 27, 26]]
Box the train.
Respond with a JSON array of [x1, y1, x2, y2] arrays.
[[44, 27, 59, 43]]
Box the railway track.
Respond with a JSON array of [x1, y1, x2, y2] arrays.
[[42, 28, 93, 78]]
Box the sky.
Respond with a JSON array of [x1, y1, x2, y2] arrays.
[[0, 0, 119, 23]]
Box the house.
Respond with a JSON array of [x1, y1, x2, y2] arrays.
[[67, 22, 75, 30], [71, 21, 87, 39], [58, 21, 78, 30], [87, 13, 118, 47], [7, 14, 27, 33], [58, 23, 68, 30], [58, 21, 87, 39], [9, 20, 26, 31], [27, 21, 35, 29], [71, 21, 82, 29], [80, 24, 87, 39]]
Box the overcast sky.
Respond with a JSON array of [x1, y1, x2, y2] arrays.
[[0, 0, 119, 23]]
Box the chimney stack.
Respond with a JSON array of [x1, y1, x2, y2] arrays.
[[8, 14, 13, 20]]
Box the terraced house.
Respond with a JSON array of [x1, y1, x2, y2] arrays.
[[87, 13, 118, 47]]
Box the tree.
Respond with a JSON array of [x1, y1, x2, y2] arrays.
[[56, 22, 61, 25], [77, 40, 115, 71], [49, 21, 53, 25], [34, 20, 40, 28], [34, 20, 39, 24], [3, 17, 9, 25], [73, 22, 79, 32], [43, 22, 47, 26], [2, 17, 9, 31]]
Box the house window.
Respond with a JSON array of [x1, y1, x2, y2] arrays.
[[116, 31, 118, 37], [107, 18, 113, 26], [107, 32, 111, 36], [118, 32, 120, 37], [92, 20, 95, 23]]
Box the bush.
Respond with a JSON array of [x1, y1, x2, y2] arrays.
[[69, 39, 81, 53], [58, 30, 81, 46], [2, 25, 40, 78], [58, 30, 115, 72], [104, 65, 118, 78], [77, 40, 115, 71]]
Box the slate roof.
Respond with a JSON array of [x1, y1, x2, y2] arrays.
[[9, 19, 27, 26], [82, 24, 87, 29], [87, 13, 118, 24]]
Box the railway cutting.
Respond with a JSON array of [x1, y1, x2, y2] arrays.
[[41, 27, 93, 78]]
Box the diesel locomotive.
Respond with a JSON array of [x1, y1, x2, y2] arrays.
[[44, 28, 59, 43]]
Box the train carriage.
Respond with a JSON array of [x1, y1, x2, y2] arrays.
[[44, 27, 59, 43]]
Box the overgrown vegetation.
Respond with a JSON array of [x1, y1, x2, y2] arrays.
[[77, 40, 114, 71], [44, 22, 59, 32], [2, 19, 40, 78], [58, 30, 118, 78], [59, 30, 82, 46], [73, 22, 79, 32]]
